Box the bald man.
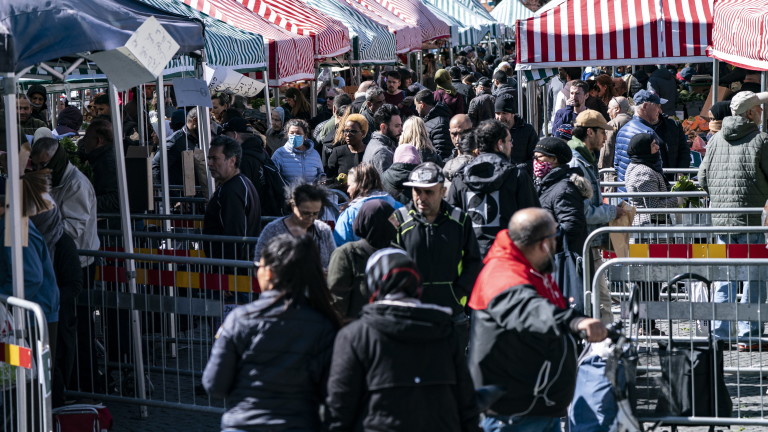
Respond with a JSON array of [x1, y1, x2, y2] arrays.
[[468, 208, 607, 431], [443, 114, 476, 184]]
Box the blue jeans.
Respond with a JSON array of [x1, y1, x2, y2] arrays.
[[712, 233, 767, 340], [480, 414, 561, 432]]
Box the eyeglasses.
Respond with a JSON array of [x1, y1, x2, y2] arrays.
[[534, 227, 561, 243], [326, 96, 335, 100], [343, 129, 360, 135]]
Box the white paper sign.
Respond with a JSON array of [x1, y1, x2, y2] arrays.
[[173, 78, 212, 108], [88, 16, 180, 91], [207, 66, 266, 97]]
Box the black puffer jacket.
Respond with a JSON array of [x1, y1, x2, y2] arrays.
[[423, 102, 453, 160], [509, 115, 538, 168], [202, 290, 337, 432], [447, 152, 540, 256], [84, 144, 120, 215], [535, 166, 589, 253], [492, 83, 516, 101], [327, 302, 480, 432], [381, 162, 416, 204], [240, 136, 286, 217], [650, 114, 691, 176], [468, 93, 495, 126]]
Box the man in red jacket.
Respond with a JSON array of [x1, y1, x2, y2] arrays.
[[468, 208, 606, 432]]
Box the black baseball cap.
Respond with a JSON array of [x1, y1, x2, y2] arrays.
[[221, 117, 251, 134]]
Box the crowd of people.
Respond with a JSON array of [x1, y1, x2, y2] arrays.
[[2, 43, 768, 431]]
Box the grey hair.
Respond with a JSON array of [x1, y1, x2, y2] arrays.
[[365, 86, 384, 102], [187, 108, 198, 121], [30, 137, 59, 159]]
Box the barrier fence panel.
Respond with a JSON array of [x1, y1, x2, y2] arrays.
[[592, 258, 768, 427], [0, 295, 52, 432], [69, 231, 259, 414]]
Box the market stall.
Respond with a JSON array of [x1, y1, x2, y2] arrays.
[[372, 0, 451, 43], [708, 0, 768, 71], [301, 0, 397, 65], [344, 0, 422, 54], [180, 0, 315, 85], [234, 0, 351, 61]]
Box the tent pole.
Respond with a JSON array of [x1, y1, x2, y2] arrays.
[[49, 92, 57, 129], [449, 45, 455, 66], [156, 77, 170, 228], [311, 67, 318, 118], [154, 76, 176, 358], [274, 87, 280, 107], [407, 52, 412, 70], [3, 74, 30, 432], [263, 75, 272, 130], [137, 84, 147, 146], [196, 53, 214, 199], [712, 59, 719, 104], [516, 69, 524, 119], [107, 82, 149, 418], [762, 71, 768, 131]]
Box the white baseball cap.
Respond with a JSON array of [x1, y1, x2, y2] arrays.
[[730, 91, 768, 116]]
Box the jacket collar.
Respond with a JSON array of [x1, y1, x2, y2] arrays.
[[567, 137, 596, 165]]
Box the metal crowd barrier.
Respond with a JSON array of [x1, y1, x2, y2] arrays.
[[592, 258, 768, 427], [69, 232, 261, 415], [0, 295, 52, 431]]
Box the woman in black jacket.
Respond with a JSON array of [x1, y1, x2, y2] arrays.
[[203, 235, 341, 432], [327, 200, 398, 321], [326, 248, 480, 432], [533, 137, 589, 253]]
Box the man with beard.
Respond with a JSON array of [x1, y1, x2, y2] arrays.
[[415, 89, 452, 160], [394, 162, 482, 350], [468, 208, 607, 432], [442, 114, 475, 181], [17, 94, 48, 136], [362, 104, 402, 175], [382, 70, 415, 118], [551, 80, 589, 140], [494, 95, 538, 168]]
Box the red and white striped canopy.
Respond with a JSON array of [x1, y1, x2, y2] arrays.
[[373, 0, 451, 43], [344, 0, 422, 53], [182, 0, 314, 85], [236, 0, 351, 60], [709, 0, 768, 71], [516, 0, 713, 68]]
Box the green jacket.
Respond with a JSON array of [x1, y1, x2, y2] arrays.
[[699, 116, 768, 226]]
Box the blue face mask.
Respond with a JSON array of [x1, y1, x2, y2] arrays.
[[288, 134, 304, 148]]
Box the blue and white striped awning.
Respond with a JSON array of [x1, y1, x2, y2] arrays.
[[137, 0, 266, 74], [301, 0, 396, 65], [424, 0, 498, 42], [490, 0, 533, 41]]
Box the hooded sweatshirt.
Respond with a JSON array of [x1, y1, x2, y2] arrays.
[[327, 301, 479, 432], [447, 152, 540, 256]]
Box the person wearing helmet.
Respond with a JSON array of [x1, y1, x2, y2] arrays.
[[326, 248, 480, 432]]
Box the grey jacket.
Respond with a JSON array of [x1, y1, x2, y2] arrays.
[[699, 116, 768, 226], [50, 163, 99, 266], [362, 132, 397, 175]]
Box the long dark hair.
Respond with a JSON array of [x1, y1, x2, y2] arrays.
[[260, 234, 341, 328]]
